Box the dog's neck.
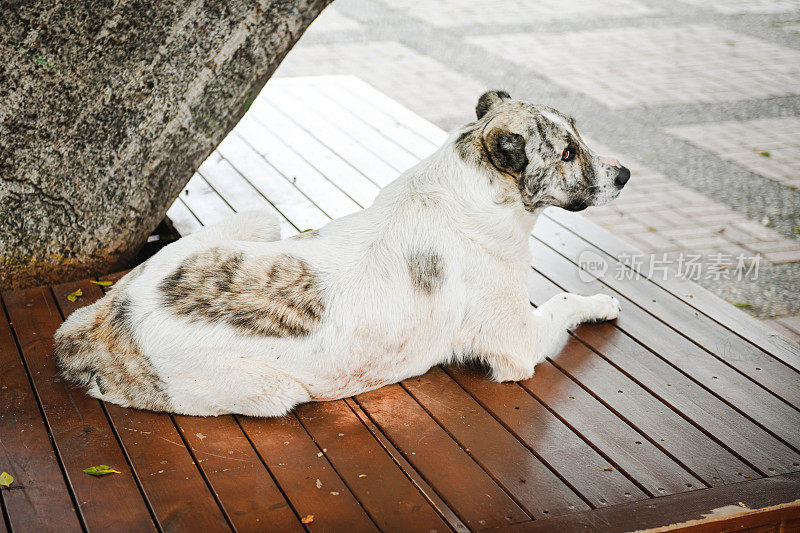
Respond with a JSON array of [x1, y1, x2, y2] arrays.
[[372, 136, 539, 262]]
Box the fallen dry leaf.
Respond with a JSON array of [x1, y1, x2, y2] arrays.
[[0, 472, 13, 487], [67, 289, 83, 302], [301, 515, 314, 524]]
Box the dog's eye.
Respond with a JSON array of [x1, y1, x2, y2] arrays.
[[561, 148, 576, 162]]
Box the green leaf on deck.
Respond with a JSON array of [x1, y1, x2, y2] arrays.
[[0, 472, 13, 487], [67, 289, 83, 302], [83, 465, 121, 477], [733, 302, 752, 308], [90, 280, 114, 286]]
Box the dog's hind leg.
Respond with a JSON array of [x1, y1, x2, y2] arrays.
[[184, 210, 282, 243], [166, 355, 311, 417]]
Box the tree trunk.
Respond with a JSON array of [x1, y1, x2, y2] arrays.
[[0, 0, 332, 289]]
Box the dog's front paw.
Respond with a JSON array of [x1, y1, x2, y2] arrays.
[[585, 294, 621, 323]]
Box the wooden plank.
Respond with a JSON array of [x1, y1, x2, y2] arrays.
[[446, 366, 647, 508], [529, 238, 800, 451], [79, 281, 231, 531], [237, 414, 378, 532], [166, 197, 203, 236], [5, 284, 157, 532], [532, 215, 800, 408], [172, 415, 304, 532], [544, 340, 761, 486], [103, 403, 231, 531], [526, 268, 800, 476], [302, 79, 437, 159], [0, 296, 82, 533], [179, 173, 237, 228], [400, 367, 592, 518], [355, 384, 530, 529], [522, 361, 704, 495], [323, 76, 448, 145], [545, 207, 800, 372], [343, 398, 470, 533], [277, 83, 421, 171], [242, 106, 380, 207], [215, 133, 330, 230], [491, 471, 800, 533], [250, 97, 397, 187], [197, 154, 298, 237], [295, 400, 452, 532], [234, 114, 364, 216]]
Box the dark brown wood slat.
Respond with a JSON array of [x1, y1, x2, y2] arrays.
[[103, 404, 230, 531], [295, 400, 452, 532], [237, 413, 378, 532], [521, 274, 761, 485], [546, 339, 761, 485], [400, 367, 591, 519], [79, 278, 231, 531], [529, 239, 800, 450], [172, 415, 303, 532], [526, 268, 800, 476], [4, 285, 157, 532], [446, 366, 647, 508], [522, 361, 703, 495], [0, 297, 82, 533], [544, 209, 800, 372], [533, 216, 800, 407], [489, 471, 800, 533], [355, 384, 530, 530], [343, 398, 470, 533]]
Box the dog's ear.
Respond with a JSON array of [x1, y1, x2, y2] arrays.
[[476, 90, 512, 119], [486, 130, 528, 175]]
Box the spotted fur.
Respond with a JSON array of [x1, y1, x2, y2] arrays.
[[408, 250, 444, 294], [54, 267, 172, 411], [159, 248, 324, 337]]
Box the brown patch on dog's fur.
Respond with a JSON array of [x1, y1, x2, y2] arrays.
[[408, 250, 444, 294], [160, 248, 325, 337], [54, 266, 172, 411]]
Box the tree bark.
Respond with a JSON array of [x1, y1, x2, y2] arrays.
[[0, 0, 332, 289]]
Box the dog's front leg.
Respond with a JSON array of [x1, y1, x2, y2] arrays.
[[483, 292, 620, 382]]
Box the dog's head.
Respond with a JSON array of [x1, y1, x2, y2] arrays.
[[457, 90, 630, 212]]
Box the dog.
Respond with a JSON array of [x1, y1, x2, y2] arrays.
[[54, 90, 630, 417]]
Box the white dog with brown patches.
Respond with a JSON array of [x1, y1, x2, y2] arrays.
[[55, 91, 630, 417]]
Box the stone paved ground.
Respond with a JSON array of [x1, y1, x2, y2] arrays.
[[273, 0, 800, 340]]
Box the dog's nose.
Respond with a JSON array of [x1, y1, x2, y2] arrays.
[[615, 166, 631, 188]]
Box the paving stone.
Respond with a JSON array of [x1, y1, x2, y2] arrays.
[[667, 118, 800, 189], [467, 25, 800, 108], [374, 0, 657, 27], [676, 0, 800, 14], [274, 40, 485, 125], [307, 7, 363, 33]]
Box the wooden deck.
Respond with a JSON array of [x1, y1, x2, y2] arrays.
[[2, 76, 800, 532]]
